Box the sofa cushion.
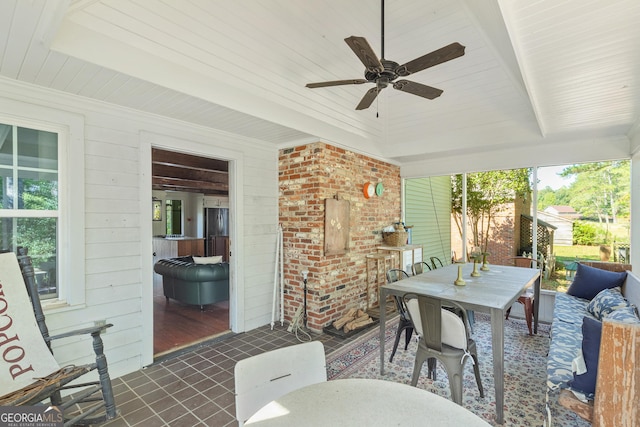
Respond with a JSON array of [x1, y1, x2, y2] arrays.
[[566, 263, 627, 300], [606, 305, 640, 324], [547, 292, 595, 390], [193, 255, 223, 265], [568, 317, 602, 398], [587, 287, 629, 320]]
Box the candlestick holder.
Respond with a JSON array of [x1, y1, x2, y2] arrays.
[[481, 252, 490, 271], [471, 259, 481, 277], [454, 264, 466, 286]]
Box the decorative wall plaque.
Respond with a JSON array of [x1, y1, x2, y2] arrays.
[[324, 198, 350, 255]]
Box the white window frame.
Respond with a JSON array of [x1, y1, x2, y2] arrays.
[[0, 100, 85, 309]]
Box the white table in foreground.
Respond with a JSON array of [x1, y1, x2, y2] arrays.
[[245, 378, 491, 426]]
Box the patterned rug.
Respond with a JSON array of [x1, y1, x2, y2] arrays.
[[326, 313, 590, 427]]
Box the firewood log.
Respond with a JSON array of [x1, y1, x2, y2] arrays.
[[343, 315, 369, 332], [333, 308, 358, 330], [344, 316, 373, 333], [352, 314, 370, 323]]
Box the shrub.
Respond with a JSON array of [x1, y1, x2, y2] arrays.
[[573, 221, 597, 245]]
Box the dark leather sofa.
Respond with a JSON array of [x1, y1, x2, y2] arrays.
[[153, 256, 229, 310]]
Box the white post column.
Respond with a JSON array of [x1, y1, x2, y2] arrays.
[[631, 152, 640, 270], [462, 173, 468, 261]]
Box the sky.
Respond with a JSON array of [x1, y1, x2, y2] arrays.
[[535, 165, 576, 190]]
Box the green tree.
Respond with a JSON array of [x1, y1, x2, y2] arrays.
[[561, 161, 630, 224], [537, 186, 556, 210], [553, 187, 573, 207], [17, 179, 58, 265], [537, 186, 572, 211], [451, 169, 531, 253]]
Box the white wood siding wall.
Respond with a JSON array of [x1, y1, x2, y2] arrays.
[[404, 176, 452, 266], [0, 77, 279, 379]]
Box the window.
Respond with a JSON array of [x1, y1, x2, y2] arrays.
[[165, 199, 182, 235], [0, 123, 59, 298], [0, 100, 84, 308]]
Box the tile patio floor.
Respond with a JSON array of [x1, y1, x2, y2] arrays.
[[102, 323, 357, 426]]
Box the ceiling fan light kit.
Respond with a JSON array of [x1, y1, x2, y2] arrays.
[[306, 0, 465, 110]]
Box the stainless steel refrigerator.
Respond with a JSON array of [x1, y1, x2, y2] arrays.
[[204, 208, 229, 259]]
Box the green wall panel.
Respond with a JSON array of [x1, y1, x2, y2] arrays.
[[404, 176, 452, 266]]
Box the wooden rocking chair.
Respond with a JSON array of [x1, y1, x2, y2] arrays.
[[0, 250, 117, 426]]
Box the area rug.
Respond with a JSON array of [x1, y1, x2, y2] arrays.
[[326, 313, 590, 427]]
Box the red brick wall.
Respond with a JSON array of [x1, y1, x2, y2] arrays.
[[450, 194, 530, 266], [278, 142, 401, 332]]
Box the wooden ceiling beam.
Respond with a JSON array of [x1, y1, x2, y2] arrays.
[[152, 177, 228, 193], [152, 163, 228, 184], [151, 148, 229, 195], [152, 148, 228, 173]]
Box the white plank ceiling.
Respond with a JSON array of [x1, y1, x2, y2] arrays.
[[1, 0, 639, 167]]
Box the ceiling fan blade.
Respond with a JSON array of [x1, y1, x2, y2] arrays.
[[355, 87, 380, 110], [306, 79, 368, 89], [344, 36, 384, 73], [393, 80, 443, 100], [397, 42, 465, 76]]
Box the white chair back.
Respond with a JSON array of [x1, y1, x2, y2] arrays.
[[440, 308, 467, 349], [406, 298, 468, 350], [234, 341, 327, 426]]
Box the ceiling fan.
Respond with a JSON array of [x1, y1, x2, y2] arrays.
[[305, 0, 465, 110]]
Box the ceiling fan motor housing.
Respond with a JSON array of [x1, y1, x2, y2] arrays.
[[365, 59, 401, 85]]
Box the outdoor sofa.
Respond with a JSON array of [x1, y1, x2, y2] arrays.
[[546, 262, 640, 425]]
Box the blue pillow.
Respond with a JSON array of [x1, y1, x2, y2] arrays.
[[586, 287, 629, 320], [566, 263, 627, 300], [568, 317, 602, 397]]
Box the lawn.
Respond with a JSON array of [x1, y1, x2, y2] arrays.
[[542, 245, 601, 291]]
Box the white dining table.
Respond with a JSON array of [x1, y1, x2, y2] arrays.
[[379, 262, 541, 424], [245, 378, 492, 426]]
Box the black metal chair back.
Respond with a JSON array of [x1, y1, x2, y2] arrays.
[[385, 269, 413, 362], [430, 256, 445, 270], [412, 261, 432, 275]]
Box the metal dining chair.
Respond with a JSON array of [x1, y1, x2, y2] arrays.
[[403, 293, 484, 405], [506, 256, 540, 335], [430, 256, 445, 270], [424, 257, 474, 331], [386, 269, 414, 363], [412, 261, 432, 275]]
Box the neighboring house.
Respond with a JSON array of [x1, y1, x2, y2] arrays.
[[537, 210, 575, 246], [448, 192, 531, 266], [544, 205, 581, 220]]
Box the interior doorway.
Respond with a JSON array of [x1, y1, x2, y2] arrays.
[[151, 148, 232, 358]]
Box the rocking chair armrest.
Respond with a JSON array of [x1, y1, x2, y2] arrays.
[[46, 323, 113, 342]]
